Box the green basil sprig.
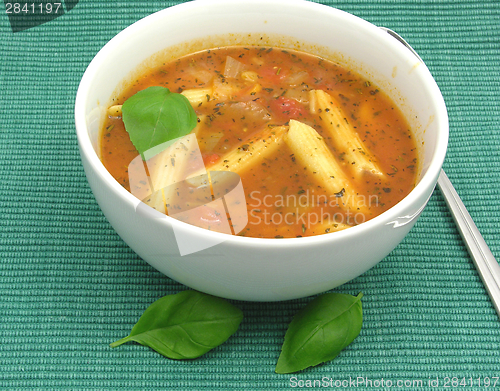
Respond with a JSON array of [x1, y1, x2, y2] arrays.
[[122, 86, 198, 158], [275, 292, 363, 374], [110, 290, 243, 359]]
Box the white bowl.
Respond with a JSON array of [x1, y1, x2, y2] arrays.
[[75, 0, 448, 301]]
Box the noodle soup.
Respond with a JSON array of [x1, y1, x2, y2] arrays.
[[101, 46, 418, 238]]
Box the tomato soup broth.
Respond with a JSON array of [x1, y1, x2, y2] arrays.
[[101, 46, 418, 238]]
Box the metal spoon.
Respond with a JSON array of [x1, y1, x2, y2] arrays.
[[437, 170, 500, 319], [381, 27, 500, 319]]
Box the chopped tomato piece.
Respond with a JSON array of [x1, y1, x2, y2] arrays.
[[269, 96, 307, 121], [259, 66, 289, 84], [203, 152, 221, 167]]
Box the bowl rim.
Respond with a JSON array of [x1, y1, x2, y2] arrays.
[[75, 0, 449, 249]]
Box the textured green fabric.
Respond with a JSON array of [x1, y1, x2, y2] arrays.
[[1, 0, 499, 389]]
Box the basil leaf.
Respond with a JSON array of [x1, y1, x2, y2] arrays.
[[110, 290, 243, 359], [122, 86, 197, 157], [275, 292, 363, 374]]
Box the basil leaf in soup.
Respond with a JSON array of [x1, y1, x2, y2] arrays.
[[109, 290, 243, 359], [275, 292, 363, 374], [122, 86, 198, 158]]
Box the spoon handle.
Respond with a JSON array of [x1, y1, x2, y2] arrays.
[[379, 27, 500, 320], [437, 170, 500, 319]]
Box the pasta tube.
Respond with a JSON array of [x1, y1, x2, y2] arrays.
[[143, 134, 203, 191], [190, 114, 207, 138], [107, 105, 122, 117], [207, 125, 288, 174], [136, 134, 206, 213], [284, 120, 367, 213], [181, 87, 213, 107], [311, 89, 384, 177]]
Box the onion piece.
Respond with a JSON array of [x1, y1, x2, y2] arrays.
[[285, 71, 309, 86], [223, 56, 246, 79], [284, 88, 310, 104]]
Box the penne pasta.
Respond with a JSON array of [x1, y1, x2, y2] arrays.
[[198, 131, 224, 151], [284, 120, 367, 213], [240, 71, 259, 83], [107, 105, 122, 117], [181, 87, 213, 107], [311, 89, 385, 178], [190, 114, 207, 138], [140, 134, 206, 213], [207, 125, 288, 174], [143, 134, 203, 191]]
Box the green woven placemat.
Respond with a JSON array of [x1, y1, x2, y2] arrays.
[[1, 1, 499, 390]]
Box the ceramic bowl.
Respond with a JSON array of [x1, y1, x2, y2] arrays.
[[75, 0, 448, 301]]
